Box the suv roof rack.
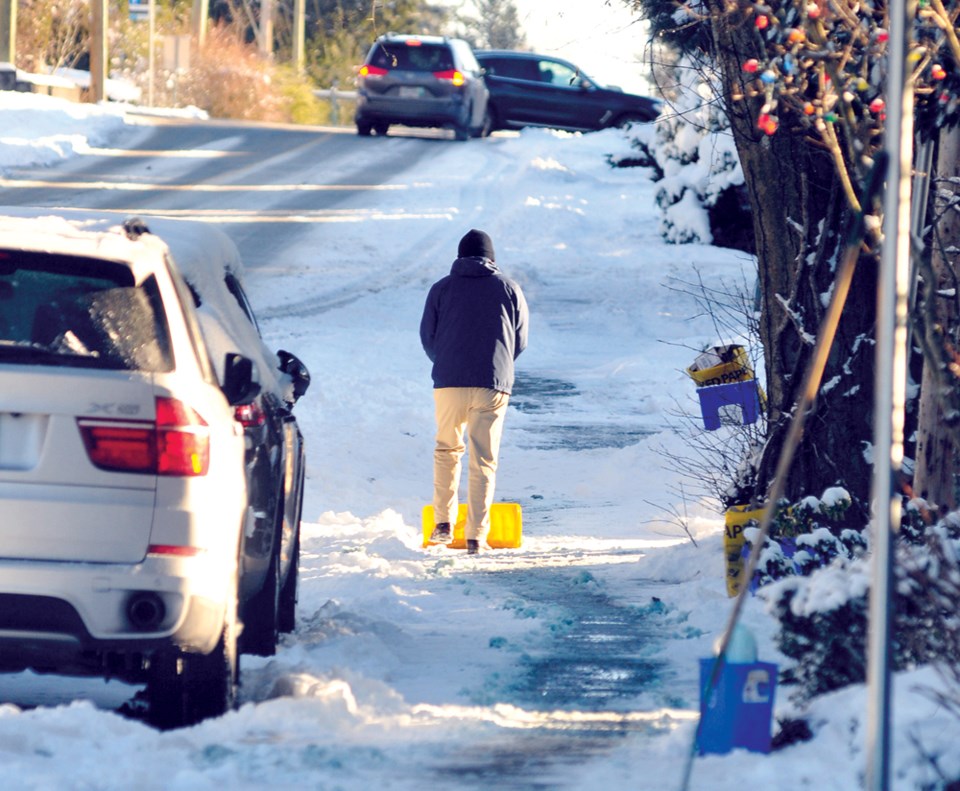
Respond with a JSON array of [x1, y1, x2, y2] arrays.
[[122, 216, 151, 240]]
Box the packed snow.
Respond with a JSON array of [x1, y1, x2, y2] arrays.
[[0, 91, 956, 790]]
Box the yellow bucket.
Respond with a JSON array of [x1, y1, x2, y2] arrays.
[[724, 504, 764, 597], [422, 503, 523, 549], [687, 345, 754, 388]]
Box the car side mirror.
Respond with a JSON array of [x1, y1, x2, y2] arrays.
[[277, 349, 311, 401], [222, 352, 261, 406]]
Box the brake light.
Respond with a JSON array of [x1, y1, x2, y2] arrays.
[[156, 397, 210, 475], [433, 69, 465, 87], [359, 64, 389, 78], [78, 396, 210, 476], [78, 422, 154, 473], [234, 400, 265, 428]]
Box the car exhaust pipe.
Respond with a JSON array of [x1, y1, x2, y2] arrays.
[[126, 592, 166, 631]]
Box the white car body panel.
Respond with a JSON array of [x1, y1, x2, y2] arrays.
[[0, 208, 248, 671]]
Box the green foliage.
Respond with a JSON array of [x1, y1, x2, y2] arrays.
[[276, 66, 328, 125], [623, 53, 753, 248], [773, 489, 855, 537], [304, 0, 454, 89], [463, 0, 529, 50], [17, 0, 348, 124], [16, 0, 91, 71], [622, 0, 712, 56], [305, 16, 368, 90], [16, 0, 195, 73], [111, 0, 195, 84], [165, 24, 317, 122], [622, 0, 960, 731], [771, 574, 869, 697], [764, 507, 960, 701], [16, 0, 465, 123], [623, 0, 960, 187], [743, 488, 866, 590]]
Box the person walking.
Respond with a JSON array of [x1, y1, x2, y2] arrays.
[[420, 229, 529, 555]]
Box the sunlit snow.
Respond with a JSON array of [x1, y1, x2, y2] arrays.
[[0, 91, 955, 791]]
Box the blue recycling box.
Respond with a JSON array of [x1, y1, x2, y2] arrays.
[[698, 657, 777, 755], [696, 379, 761, 431]]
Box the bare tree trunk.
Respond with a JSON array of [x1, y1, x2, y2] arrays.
[[913, 125, 960, 512], [705, 1, 877, 517]]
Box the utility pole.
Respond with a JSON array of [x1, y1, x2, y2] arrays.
[[148, 0, 155, 107], [89, 0, 107, 102], [192, 0, 209, 47], [259, 0, 274, 57], [0, 0, 15, 64], [292, 0, 305, 74], [865, 0, 916, 786]]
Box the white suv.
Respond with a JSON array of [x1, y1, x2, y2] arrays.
[[0, 209, 260, 728]]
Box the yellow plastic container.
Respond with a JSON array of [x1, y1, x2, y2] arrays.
[[687, 345, 754, 388], [422, 503, 523, 549], [724, 504, 764, 597]]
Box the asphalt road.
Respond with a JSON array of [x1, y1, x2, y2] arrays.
[[0, 116, 449, 272]]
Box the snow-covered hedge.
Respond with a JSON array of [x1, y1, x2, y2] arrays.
[[619, 56, 749, 250], [755, 500, 960, 701]]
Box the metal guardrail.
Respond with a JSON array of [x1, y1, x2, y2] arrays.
[[312, 87, 357, 125], [0, 65, 83, 101]]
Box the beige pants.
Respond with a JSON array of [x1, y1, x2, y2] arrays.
[[433, 387, 510, 541]]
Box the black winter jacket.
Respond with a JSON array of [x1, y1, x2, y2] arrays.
[[420, 256, 528, 394]]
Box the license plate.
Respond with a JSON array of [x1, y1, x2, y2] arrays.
[[0, 412, 47, 471], [398, 86, 424, 98]]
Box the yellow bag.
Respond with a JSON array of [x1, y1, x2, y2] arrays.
[[724, 504, 764, 596], [687, 345, 754, 388]]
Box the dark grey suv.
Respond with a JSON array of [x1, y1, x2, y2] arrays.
[[355, 34, 490, 140], [475, 50, 661, 133]]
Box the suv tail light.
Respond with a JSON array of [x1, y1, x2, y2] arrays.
[[359, 65, 389, 78], [234, 400, 265, 428], [147, 544, 206, 556], [78, 396, 210, 476], [433, 69, 465, 87]]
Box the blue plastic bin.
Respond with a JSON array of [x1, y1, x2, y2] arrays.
[[696, 380, 761, 431], [698, 657, 777, 754]]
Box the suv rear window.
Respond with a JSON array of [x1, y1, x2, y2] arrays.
[[0, 251, 173, 372], [369, 43, 454, 72]]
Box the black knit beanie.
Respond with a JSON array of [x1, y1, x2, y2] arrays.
[[458, 229, 495, 261]]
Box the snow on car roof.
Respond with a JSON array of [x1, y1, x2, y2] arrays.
[[146, 215, 283, 393], [0, 206, 282, 393], [0, 208, 169, 282]]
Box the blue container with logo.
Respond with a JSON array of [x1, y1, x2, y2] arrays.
[[698, 654, 777, 755]]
